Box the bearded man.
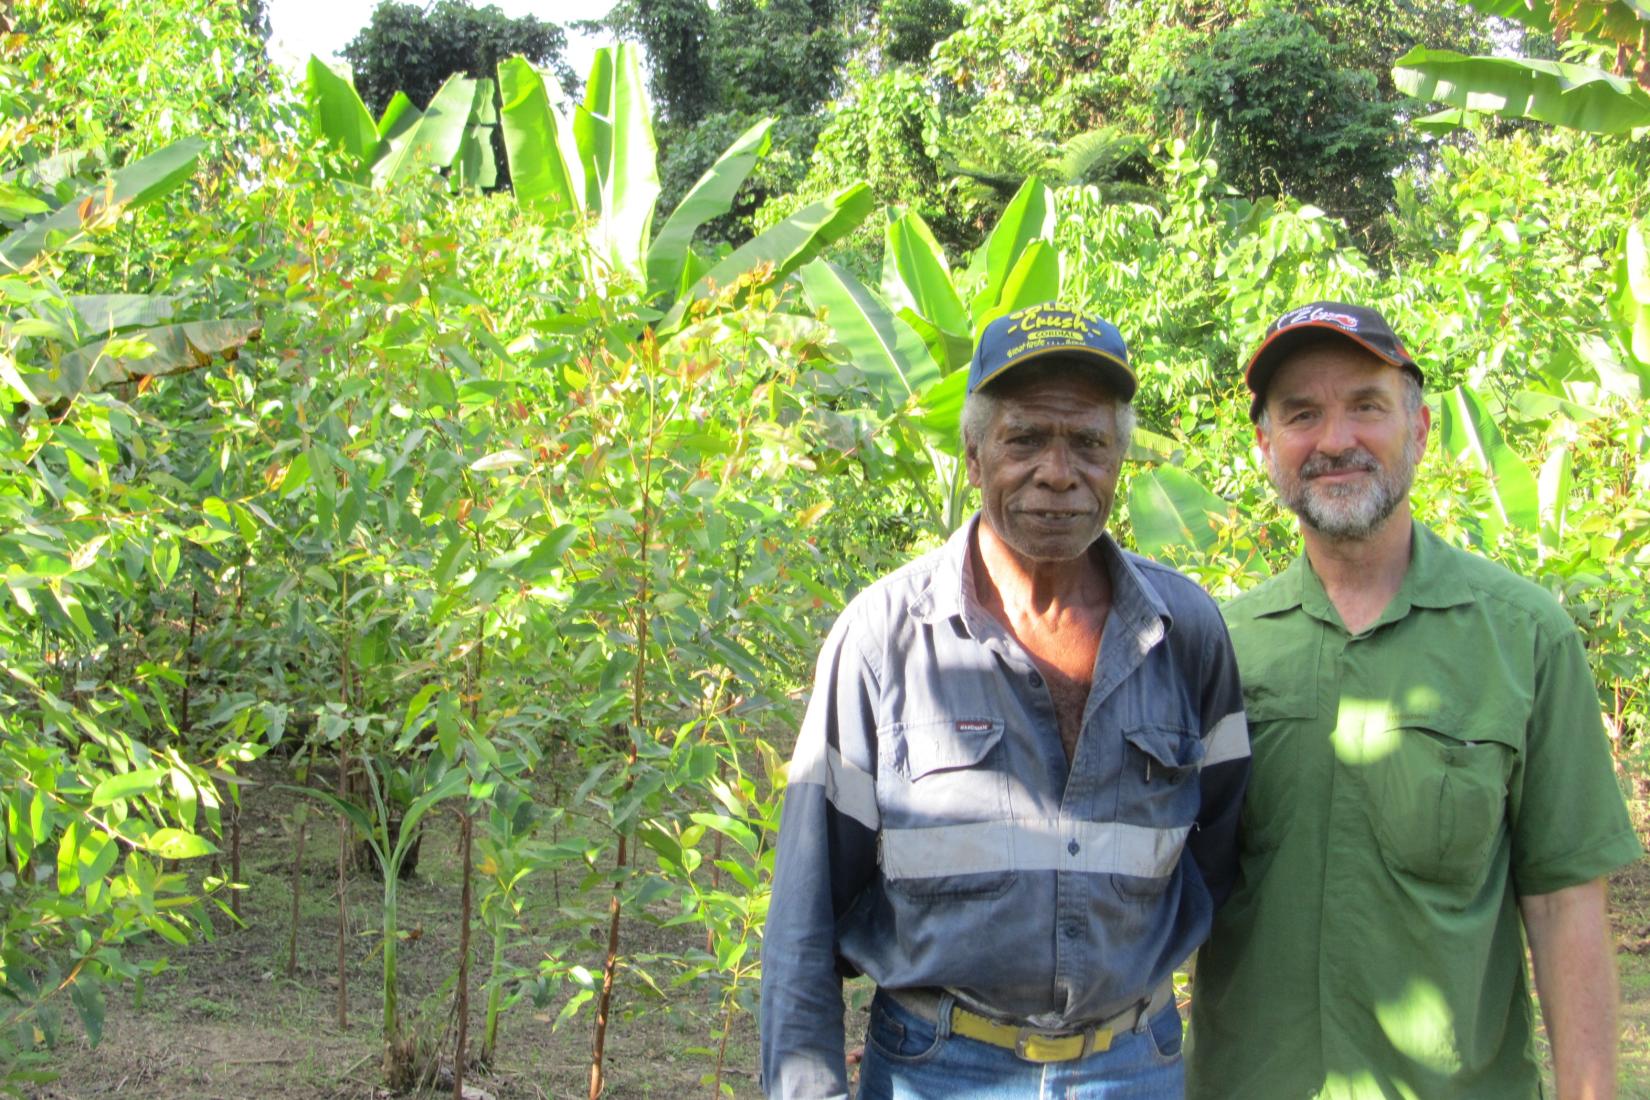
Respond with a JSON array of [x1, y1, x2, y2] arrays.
[[1184, 302, 1641, 1100], [761, 304, 1250, 1099]]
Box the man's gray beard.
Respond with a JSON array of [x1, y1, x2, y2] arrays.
[[1269, 437, 1421, 540]]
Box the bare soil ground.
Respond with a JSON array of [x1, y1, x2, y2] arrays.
[[23, 759, 766, 1100], [20, 761, 1650, 1100]]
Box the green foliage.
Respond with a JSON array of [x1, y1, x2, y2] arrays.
[[610, 0, 862, 243], [7, 0, 1650, 1094], [341, 0, 572, 117], [340, 0, 571, 192], [879, 0, 964, 64], [305, 59, 498, 191], [1157, 9, 1414, 246], [1396, 47, 1650, 133]]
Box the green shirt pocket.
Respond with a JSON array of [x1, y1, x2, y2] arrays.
[[1370, 712, 1517, 887]]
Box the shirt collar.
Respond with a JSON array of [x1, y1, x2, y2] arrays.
[[1247, 519, 1474, 625], [911, 513, 1174, 639]]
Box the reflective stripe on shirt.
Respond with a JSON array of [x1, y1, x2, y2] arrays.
[[881, 818, 1192, 881]]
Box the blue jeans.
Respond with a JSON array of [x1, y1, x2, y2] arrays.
[[856, 989, 1185, 1100]]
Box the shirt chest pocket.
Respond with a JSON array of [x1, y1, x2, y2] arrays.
[[878, 717, 1009, 828], [876, 718, 1014, 898], [1119, 724, 1205, 829], [1370, 713, 1518, 887]]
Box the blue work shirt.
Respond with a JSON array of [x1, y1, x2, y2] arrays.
[[759, 516, 1251, 1099]]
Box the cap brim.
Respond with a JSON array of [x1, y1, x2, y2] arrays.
[[1245, 324, 1419, 421], [974, 345, 1137, 402]]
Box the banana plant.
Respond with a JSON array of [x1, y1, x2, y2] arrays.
[[1439, 383, 1542, 539], [1395, 0, 1650, 133], [0, 138, 202, 270], [794, 177, 1061, 534], [304, 58, 495, 190], [6, 292, 260, 408], [496, 48, 872, 324]]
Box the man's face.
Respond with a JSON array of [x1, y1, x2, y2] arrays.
[[1257, 344, 1429, 541], [966, 370, 1127, 563]]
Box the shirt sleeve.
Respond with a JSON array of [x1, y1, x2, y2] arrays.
[[1509, 612, 1641, 896], [1189, 606, 1250, 909], [759, 606, 882, 1100]]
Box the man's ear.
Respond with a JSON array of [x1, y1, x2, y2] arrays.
[[964, 443, 982, 489]]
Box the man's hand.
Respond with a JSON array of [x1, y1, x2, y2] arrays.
[[1520, 877, 1619, 1100]]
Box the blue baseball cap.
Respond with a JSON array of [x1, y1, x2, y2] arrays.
[[967, 304, 1135, 400]]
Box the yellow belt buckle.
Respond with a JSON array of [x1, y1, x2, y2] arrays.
[[1013, 1026, 1111, 1062]]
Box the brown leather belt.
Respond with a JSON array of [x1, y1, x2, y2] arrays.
[[886, 979, 1175, 1064]]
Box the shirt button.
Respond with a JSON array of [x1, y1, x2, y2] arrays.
[[1064, 923, 1082, 938], [1029, 671, 1044, 688], [1067, 840, 1080, 855]]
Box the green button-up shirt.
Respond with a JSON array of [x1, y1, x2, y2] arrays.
[[1186, 522, 1641, 1100]]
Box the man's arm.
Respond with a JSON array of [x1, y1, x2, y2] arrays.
[[1520, 878, 1619, 1100], [1188, 608, 1250, 907], [759, 612, 881, 1100]]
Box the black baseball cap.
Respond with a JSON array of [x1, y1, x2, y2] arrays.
[[1245, 301, 1422, 421], [968, 304, 1136, 401]]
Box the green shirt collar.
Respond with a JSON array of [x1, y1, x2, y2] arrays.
[[1245, 520, 1476, 629]]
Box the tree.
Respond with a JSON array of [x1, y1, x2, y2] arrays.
[[1157, 9, 1414, 247], [341, 0, 574, 188], [604, 0, 865, 240], [879, 0, 963, 65]]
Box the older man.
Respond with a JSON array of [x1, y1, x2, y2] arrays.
[[1185, 302, 1642, 1100], [760, 304, 1251, 1099]]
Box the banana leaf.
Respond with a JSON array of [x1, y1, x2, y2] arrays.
[[304, 57, 379, 176], [1127, 466, 1227, 556], [1, 138, 204, 269], [592, 44, 659, 280], [1439, 384, 1540, 531], [577, 49, 616, 209], [916, 369, 969, 456], [45, 319, 261, 403], [372, 74, 480, 189], [1538, 445, 1573, 551], [451, 121, 498, 191], [377, 92, 418, 140], [646, 118, 773, 300], [660, 184, 874, 333], [970, 176, 1054, 330], [497, 57, 582, 220], [798, 260, 940, 413], [1462, 0, 1554, 31], [1394, 48, 1650, 134], [883, 210, 969, 339], [976, 241, 1061, 331], [900, 308, 974, 375], [68, 294, 177, 331], [1616, 220, 1650, 366]]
